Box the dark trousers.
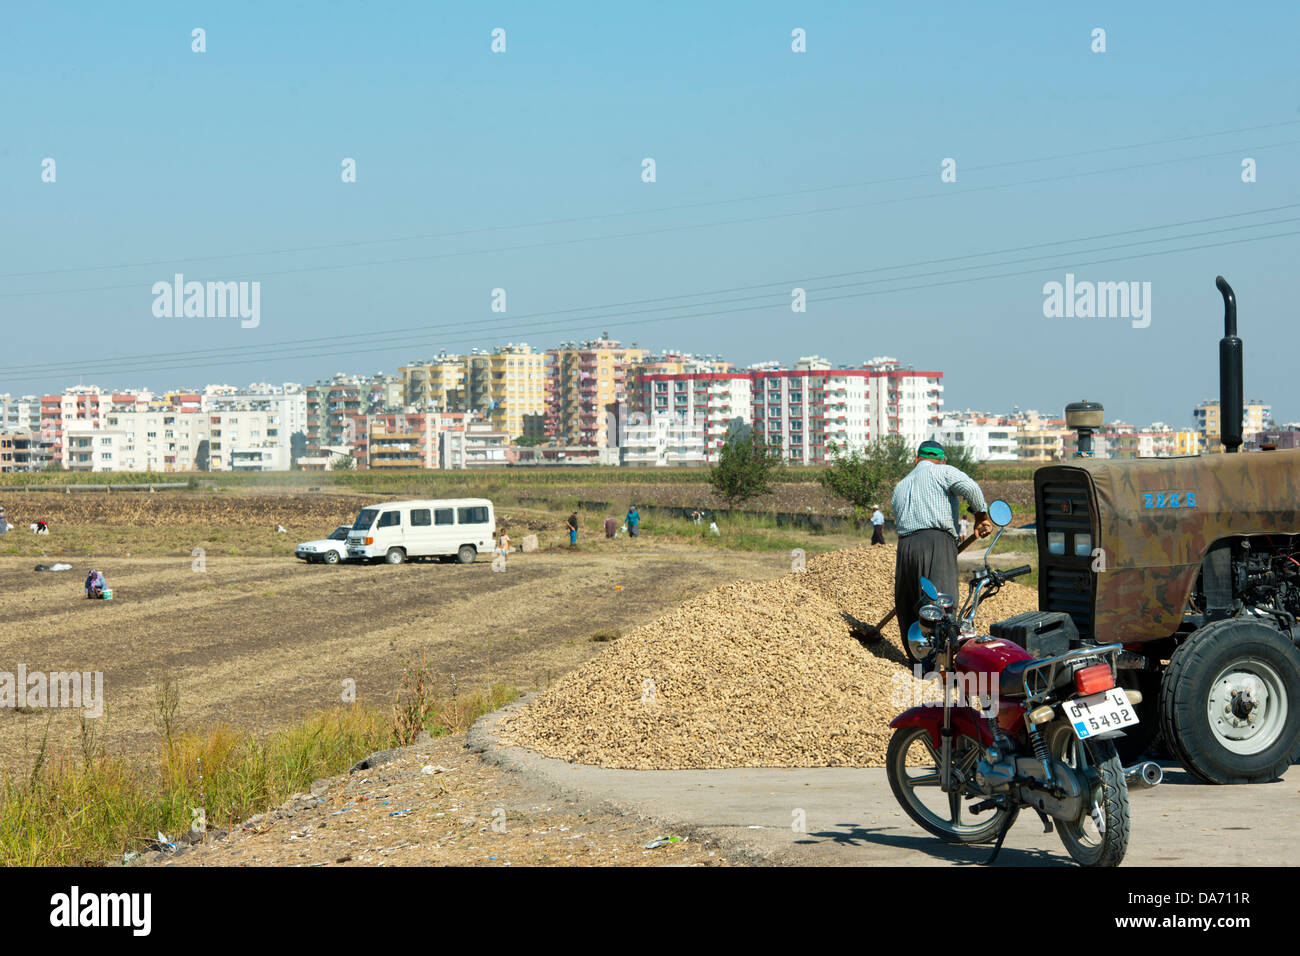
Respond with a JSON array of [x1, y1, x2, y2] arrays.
[[895, 529, 959, 651], [870, 523, 885, 545]]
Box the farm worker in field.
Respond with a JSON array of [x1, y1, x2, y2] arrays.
[[0, 505, 6, 534], [604, 516, 618, 538], [497, 529, 510, 556], [959, 516, 971, 539], [890, 440, 993, 658], [626, 506, 640, 538], [870, 505, 886, 546], [567, 510, 579, 546], [85, 569, 106, 599]]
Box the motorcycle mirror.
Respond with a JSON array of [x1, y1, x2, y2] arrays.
[[988, 499, 1013, 527], [920, 576, 939, 600]]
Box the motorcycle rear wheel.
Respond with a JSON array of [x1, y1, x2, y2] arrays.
[[886, 726, 1017, 844], [1046, 724, 1129, 867]]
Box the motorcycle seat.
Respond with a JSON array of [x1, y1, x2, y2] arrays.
[[998, 658, 1075, 699]]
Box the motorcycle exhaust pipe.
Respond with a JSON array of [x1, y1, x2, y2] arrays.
[[1124, 761, 1163, 789]]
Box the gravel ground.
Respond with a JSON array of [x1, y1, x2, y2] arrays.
[[498, 545, 1040, 769]]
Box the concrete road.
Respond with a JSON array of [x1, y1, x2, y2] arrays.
[[472, 700, 1300, 866]]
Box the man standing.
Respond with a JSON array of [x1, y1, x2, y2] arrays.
[[869, 504, 886, 545], [566, 509, 579, 547], [890, 440, 992, 661]]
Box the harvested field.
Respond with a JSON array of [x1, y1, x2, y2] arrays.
[[0, 545, 792, 776], [498, 545, 1040, 769]]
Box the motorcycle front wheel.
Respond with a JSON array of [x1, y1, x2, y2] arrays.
[[1046, 723, 1130, 867], [886, 726, 1017, 844]]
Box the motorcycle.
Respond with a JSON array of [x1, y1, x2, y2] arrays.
[[884, 499, 1157, 867]]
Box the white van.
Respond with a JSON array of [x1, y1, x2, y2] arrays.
[[345, 498, 495, 565]]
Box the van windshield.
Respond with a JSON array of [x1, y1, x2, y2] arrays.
[[352, 509, 378, 531]]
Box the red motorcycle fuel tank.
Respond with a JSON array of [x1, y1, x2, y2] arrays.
[[954, 636, 1034, 683]]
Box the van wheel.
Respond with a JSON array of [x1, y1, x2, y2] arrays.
[[323, 551, 340, 565], [1159, 619, 1300, 784], [385, 548, 406, 565], [457, 545, 476, 565]]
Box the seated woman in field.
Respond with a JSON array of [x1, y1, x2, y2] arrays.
[[85, 569, 106, 599]]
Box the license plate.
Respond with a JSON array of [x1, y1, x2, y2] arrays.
[[1064, 688, 1139, 739]]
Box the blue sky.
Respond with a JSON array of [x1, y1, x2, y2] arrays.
[[1, 1, 1297, 426]]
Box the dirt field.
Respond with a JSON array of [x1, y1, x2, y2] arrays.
[[0, 545, 792, 774], [150, 731, 735, 867]]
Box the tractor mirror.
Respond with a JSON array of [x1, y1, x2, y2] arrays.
[[920, 576, 939, 600], [988, 500, 1013, 527]]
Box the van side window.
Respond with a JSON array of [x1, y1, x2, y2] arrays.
[[411, 509, 431, 527], [434, 508, 454, 525], [458, 506, 488, 525], [377, 511, 401, 528]]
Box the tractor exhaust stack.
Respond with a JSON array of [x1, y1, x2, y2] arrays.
[[1217, 275, 1243, 454]]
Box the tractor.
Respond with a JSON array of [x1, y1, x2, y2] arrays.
[[1021, 277, 1300, 783]]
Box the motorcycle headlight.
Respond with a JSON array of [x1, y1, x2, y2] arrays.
[[907, 620, 935, 661]]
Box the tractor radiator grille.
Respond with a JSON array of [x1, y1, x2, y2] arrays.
[[1037, 476, 1097, 641]]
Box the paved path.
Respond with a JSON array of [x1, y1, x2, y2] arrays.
[[472, 699, 1299, 866]]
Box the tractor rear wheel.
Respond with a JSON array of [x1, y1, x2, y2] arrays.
[[1159, 619, 1300, 784]]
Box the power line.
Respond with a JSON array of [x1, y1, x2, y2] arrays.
[[3, 203, 1297, 378], [5, 139, 1298, 301], [4, 117, 1296, 282], [2, 223, 1296, 390]]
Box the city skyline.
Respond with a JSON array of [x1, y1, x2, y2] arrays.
[[3, 3, 1298, 426]]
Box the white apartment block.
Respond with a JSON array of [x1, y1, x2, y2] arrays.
[[0, 395, 42, 432], [439, 422, 510, 469], [643, 373, 751, 461], [752, 371, 873, 464], [637, 362, 944, 465], [863, 358, 944, 450], [69, 405, 291, 472], [931, 417, 1019, 460], [619, 410, 706, 467]]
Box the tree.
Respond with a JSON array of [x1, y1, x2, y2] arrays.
[[709, 427, 782, 506], [943, 443, 982, 480], [817, 435, 912, 524]]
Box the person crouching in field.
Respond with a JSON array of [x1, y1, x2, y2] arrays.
[[85, 569, 106, 599]]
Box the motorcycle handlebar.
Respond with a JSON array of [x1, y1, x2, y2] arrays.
[[999, 565, 1032, 581]]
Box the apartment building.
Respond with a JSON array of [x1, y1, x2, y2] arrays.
[[931, 415, 1019, 460], [639, 373, 751, 461], [365, 413, 439, 469], [1194, 398, 1271, 452], [616, 407, 707, 467], [0, 430, 53, 472], [440, 421, 511, 469], [545, 337, 647, 446], [466, 344, 547, 439], [305, 376, 365, 453], [0, 395, 42, 433], [399, 354, 466, 410], [751, 370, 875, 464], [862, 358, 945, 450]]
